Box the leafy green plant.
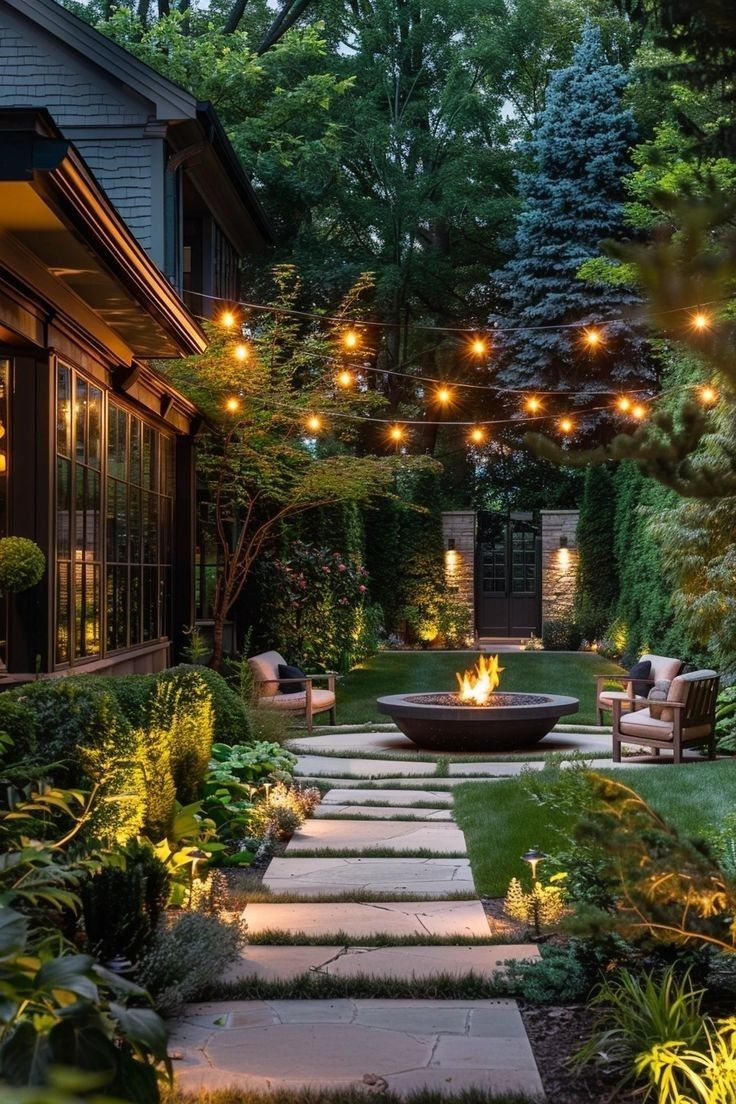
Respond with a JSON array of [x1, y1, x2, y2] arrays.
[[572, 966, 706, 1092], [247, 782, 320, 841], [501, 941, 592, 1004], [137, 911, 247, 1019], [146, 801, 225, 908], [208, 741, 297, 786], [541, 619, 582, 651], [0, 537, 45, 592], [715, 685, 736, 752], [635, 1016, 736, 1104], [148, 670, 213, 805], [80, 847, 169, 965]]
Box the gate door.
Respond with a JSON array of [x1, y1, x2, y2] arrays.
[[476, 512, 541, 637]]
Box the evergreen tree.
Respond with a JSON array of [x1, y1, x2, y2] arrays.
[[574, 464, 618, 639], [494, 23, 649, 392]]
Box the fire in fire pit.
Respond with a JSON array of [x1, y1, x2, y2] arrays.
[[456, 654, 504, 706]]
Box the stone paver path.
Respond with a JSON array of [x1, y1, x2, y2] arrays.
[[244, 899, 490, 939], [321, 787, 455, 805], [314, 803, 454, 819], [285, 818, 466, 852], [171, 999, 543, 1097], [263, 856, 475, 895]]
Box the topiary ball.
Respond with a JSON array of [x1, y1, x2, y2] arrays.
[[0, 537, 46, 593]]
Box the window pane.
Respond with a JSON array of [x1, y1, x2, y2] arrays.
[[57, 458, 71, 559], [88, 387, 102, 469], [142, 566, 157, 641], [74, 562, 83, 657], [130, 568, 141, 644], [143, 492, 158, 563], [161, 435, 175, 497], [85, 469, 100, 560], [75, 465, 85, 558], [142, 425, 156, 490], [75, 377, 87, 464], [130, 417, 141, 486], [56, 563, 70, 664], [57, 365, 71, 457], [86, 564, 101, 656], [129, 488, 141, 563]]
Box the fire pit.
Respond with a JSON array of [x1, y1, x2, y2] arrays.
[[376, 655, 579, 752]]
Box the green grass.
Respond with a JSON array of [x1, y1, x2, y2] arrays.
[[169, 1086, 537, 1104], [247, 929, 511, 946], [203, 970, 508, 1002], [331, 650, 623, 726], [453, 760, 736, 897]]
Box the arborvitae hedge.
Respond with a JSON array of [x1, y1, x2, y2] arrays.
[[575, 464, 618, 640]]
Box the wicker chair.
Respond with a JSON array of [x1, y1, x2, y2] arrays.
[[611, 669, 720, 764], [247, 650, 337, 734], [596, 653, 683, 726]]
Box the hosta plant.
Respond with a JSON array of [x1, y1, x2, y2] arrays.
[[208, 741, 297, 787]]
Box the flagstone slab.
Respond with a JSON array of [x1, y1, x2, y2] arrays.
[[320, 787, 455, 806], [223, 943, 539, 982], [295, 755, 438, 777], [289, 728, 611, 757], [284, 819, 466, 854], [314, 804, 454, 820], [170, 999, 543, 1097], [299, 776, 498, 788], [243, 899, 489, 938], [263, 856, 475, 896]]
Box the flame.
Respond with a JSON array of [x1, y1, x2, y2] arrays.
[[456, 654, 504, 705]]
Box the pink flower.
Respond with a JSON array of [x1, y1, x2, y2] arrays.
[[299, 579, 308, 589], [359, 584, 367, 593], [338, 563, 347, 572], [339, 597, 349, 606], [323, 566, 331, 573]]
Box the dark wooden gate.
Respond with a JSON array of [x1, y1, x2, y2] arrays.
[[475, 512, 541, 637]]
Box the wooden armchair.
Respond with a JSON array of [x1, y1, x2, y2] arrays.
[[596, 653, 683, 726], [611, 669, 719, 763], [247, 650, 337, 734]]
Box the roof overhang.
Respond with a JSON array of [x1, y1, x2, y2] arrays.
[[0, 110, 207, 361]]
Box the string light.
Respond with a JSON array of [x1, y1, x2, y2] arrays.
[[337, 369, 354, 388], [233, 343, 249, 362], [389, 424, 405, 443], [469, 426, 486, 444], [342, 329, 360, 350], [631, 403, 647, 421], [699, 384, 717, 405], [220, 310, 237, 329], [469, 337, 488, 357], [616, 395, 632, 413], [691, 309, 712, 332], [581, 326, 603, 349], [525, 396, 543, 414], [435, 386, 454, 405], [225, 397, 240, 413], [306, 415, 322, 433], [559, 417, 574, 435]]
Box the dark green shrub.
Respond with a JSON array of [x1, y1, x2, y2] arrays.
[[107, 673, 157, 728], [502, 942, 591, 1003], [81, 865, 152, 963], [575, 465, 618, 640], [0, 536, 45, 592], [170, 664, 250, 745], [542, 619, 582, 650], [0, 693, 36, 760]]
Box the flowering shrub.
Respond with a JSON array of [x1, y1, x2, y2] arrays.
[[260, 541, 381, 671]]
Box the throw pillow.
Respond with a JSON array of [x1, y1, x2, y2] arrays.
[[647, 679, 672, 720], [277, 663, 307, 695], [628, 659, 652, 698]]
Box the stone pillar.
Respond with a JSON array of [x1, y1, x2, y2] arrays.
[[540, 510, 579, 624], [441, 512, 476, 636]]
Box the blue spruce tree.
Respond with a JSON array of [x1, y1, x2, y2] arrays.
[[494, 23, 649, 393]]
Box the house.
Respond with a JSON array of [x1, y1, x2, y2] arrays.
[[0, 3, 272, 678]]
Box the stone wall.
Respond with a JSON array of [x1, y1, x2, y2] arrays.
[[540, 510, 579, 624], [441, 512, 475, 633]]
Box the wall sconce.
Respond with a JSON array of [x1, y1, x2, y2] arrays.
[[447, 538, 456, 551], [559, 535, 568, 548]]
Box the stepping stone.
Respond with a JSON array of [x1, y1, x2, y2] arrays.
[[243, 899, 489, 939], [295, 755, 437, 778], [263, 857, 475, 896], [287, 731, 414, 755], [223, 944, 539, 982], [285, 819, 466, 854], [298, 776, 501, 788], [314, 805, 454, 820], [321, 788, 454, 806], [170, 998, 543, 1097]]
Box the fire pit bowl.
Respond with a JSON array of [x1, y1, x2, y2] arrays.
[[376, 691, 580, 752]]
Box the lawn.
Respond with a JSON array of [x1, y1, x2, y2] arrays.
[[333, 650, 624, 726], [453, 760, 736, 896]]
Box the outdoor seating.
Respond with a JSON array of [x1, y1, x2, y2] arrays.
[[596, 653, 683, 726], [247, 650, 337, 734], [611, 669, 720, 763]]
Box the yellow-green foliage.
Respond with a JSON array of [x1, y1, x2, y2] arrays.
[[151, 670, 215, 806], [635, 1017, 736, 1104], [504, 875, 567, 931]]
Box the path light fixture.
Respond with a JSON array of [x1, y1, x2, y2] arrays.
[[522, 846, 547, 939], [521, 846, 546, 881]]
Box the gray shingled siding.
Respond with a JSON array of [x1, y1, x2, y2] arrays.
[[73, 139, 153, 254], [0, 9, 148, 126]]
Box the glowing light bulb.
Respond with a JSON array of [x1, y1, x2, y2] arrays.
[[616, 395, 632, 413], [307, 415, 322, 433], [389, 424, 405, 443], [221, 310, 236, 329], [691, 310, 711, 332], [582, 327, 603, 349], [700, 384, 717, 405], [525, 396, 542, 414], [337, 369, 354, 388], [436, 386, 453, 405], [559, 417, 574, 434], [631, 403, 647, 421], [469, 426, 486, 444], [469, 337, 488, 357], [233, 343, 249, 362], [342, 329, 360, 350], [225, 397, 240, 413]]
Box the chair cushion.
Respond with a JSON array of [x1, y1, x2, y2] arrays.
[[257, 688, 335, 714], [619, 705, 714, 742], [657, 669, 718, 723], [628, 659, 652, 698], [248, 651, 287, 697], [641, 654, 683, 684], [647, 679, 672, 720], [278, 663, 306, 694]]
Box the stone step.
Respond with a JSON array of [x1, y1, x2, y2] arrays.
[[243, 899, 490, 939], [170, 998, 544, 1097], [295, 755, 438, 778], [314, 805, 454, 820], [285, 819, 466, 855], [321, 788, 455, 806], [223, 943, 539, 982], [298, 776, 500, 788], [263, 857, 475, 896]]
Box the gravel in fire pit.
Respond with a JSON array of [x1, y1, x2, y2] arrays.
[[404, 692, 552, 707]]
